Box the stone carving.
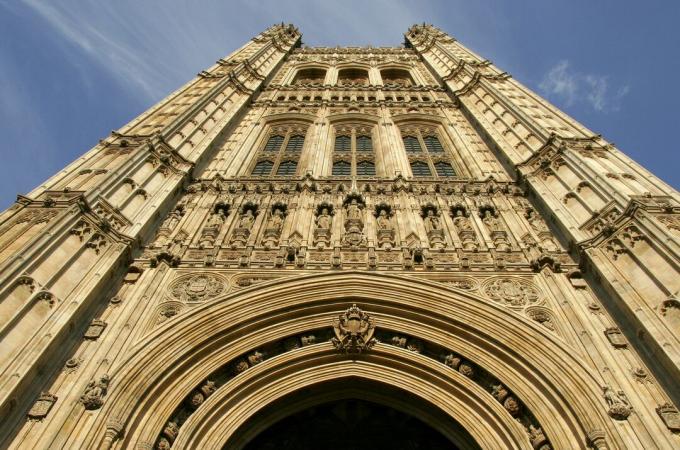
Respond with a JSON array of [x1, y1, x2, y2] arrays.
[[186, 380, 217, 410], [169, 273, 226, 302], [84, 319, 107, 339], [603, 386, 631, 420], [451, 206, 478, 251], [331, 304, 376, 353], [491, 383, 520, 416], [443, 354, 475, 378], [200, 209, 226, 247], [527, 424, 550, 450], [80, 374, 110, 410], [261, 204, 286, 249], [342, 196, 366, 247], [526, 308, 555, 332], [656, 403, 680, 432], [481, 208, 511, 252], [422, 205, 446, 250], [604, 327, 627, 348], [526, 209, 549, 232], [482, 277, 541, 307], [27, 392, 58, 420], [374, 204, 395, 250], [230, 204, 257, 247], [313, 203, 333, 249]]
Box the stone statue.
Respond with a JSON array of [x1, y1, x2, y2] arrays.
[[238, 209, 255, 228], [347, 199, 362, 222], [316, 208, 332, 229], [603, 386, 632, 420], [80, 374, 110, 410], [453, 209, 472, 232], [206, 210, 225, 228], [376, 209, 391, 230], [269, 207, 284, 231], [423, 209, 440, 232], [482, 210, 503, 232]]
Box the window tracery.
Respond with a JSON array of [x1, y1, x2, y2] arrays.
[[401, 126, 458, 179], [337, 68, 370, 87], [251, 125, 308, 177], [331, 124, 377, 178]]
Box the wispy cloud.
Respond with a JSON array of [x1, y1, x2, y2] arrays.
[[539, 60, 629, 112]]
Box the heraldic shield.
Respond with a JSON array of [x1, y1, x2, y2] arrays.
[[331, 304, 377, 354]]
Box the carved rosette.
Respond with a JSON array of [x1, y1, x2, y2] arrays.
[[168, 273, 227, 303], [481, 277, 542, 307], [331, 304, 377, 354]]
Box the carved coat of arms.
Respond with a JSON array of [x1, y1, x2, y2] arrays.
[[331, 304, 376, 354], [169, 274, 226, 302]]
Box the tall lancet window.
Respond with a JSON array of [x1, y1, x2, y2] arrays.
[[331, 125, 377, 178], [401, 127, 459, 179], [251, 126, 308, 177]]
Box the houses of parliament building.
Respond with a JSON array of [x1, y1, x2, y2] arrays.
[[0, 23, 678, 449]]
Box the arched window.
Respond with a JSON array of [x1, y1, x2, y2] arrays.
[[332, 161, 351, 176], [434, 162, 456, 177], [264, 135, 284, 152], [334, 135, 351, 152], [423, 136, 444, 153], [380, 68, 414, 87], [357, 161, 376, 176], [286, 135, 305, 152], [403, 136, 422, 153], [356, 136, 372, 152], [337, 68, 369, 86], [277, 160, 297, 176], [252, 160, 273, 176], [293, 68, 326, 85], [410, 161, 432, 177]]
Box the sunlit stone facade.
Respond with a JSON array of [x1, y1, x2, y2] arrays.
[[0, 24, 679, 449]]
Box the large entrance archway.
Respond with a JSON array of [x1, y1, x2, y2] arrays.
[[85, 272, 623, 449], [236, 379, 480, 450]]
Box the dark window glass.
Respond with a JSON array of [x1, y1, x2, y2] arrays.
[[286, 135, 305, 152], [403, 136, 422, 153], [334, 135, 351, 152], [411, 161, 432, 177], [264, 135, 284, 152], [356, 135, 372, 152], [424, 136, 444, 153], [252, 160, 273, 176], [357, 161, 376, 176], [276, 160, 297, 176], [435, 162, 456, 177], [332, 161, 351, 176]]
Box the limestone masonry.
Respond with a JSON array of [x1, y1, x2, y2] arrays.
[[0, 24, 678, 449]]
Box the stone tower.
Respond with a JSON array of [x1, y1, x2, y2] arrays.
[[0, 23, 678, 449]]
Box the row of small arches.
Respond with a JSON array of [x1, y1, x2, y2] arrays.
[[292, 68, 415, 87]]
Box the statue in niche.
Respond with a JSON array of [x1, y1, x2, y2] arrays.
[[453, 209, 473, 232], [527, 209, 549, 232], [262, 205, 286, 249], [316, 208, 332, 230], [200, 209, 226, 248], [376, 209, 391, 230], [423, 209, 441, 232], [342, 197, 366, 247], [238, 209, 255, 228], [313, 205, 333, 248], [482, 209, 503, 232]]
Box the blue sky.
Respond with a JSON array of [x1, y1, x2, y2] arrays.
[[0, 0, 678, 210]]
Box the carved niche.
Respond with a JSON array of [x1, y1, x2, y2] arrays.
[[480, 205, 511, 252], [229, 203, 258, 247], [481, 277, 541, 307], [261, 202, 287, 249], [342, 193, 367, 248], [450, 204, 478, 251], [169, 273, 227, 303], [200, 203, 229, 248], [331, 304, 377, 354], [421, 203, 446, 250], [374, 203, 395, 250], [313, 202, 334, 249]]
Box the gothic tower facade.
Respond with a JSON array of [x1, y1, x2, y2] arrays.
[[0, 23, 678, 449]]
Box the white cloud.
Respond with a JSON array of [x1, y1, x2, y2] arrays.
[[540, 60, 629, 112]]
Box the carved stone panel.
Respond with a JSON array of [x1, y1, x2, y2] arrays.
[[27, 393, 58, 420], [481, 277, 541, 307], [169, 273, 227, 302]]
